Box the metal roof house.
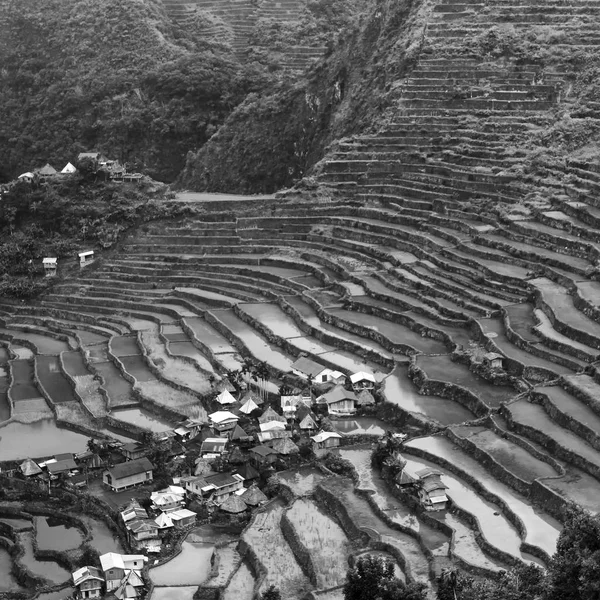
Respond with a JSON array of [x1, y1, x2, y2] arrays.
[[103, 458, 154, 492]]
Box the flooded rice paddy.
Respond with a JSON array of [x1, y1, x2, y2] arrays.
[[17, 532, 70, 584], [35, 516, 84, 551], [112, 407, 174, 432], [150, 541, 215, 586]]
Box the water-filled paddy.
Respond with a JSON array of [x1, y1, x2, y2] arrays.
[[62, 351, 89, 376], [0, 329, 71, 354], [168, 341, 216, 373], [150, 541, 214, 586], [151, 587, 199, 600], [184, 317, 235, 354], [10, 359, 40, 400], [119, 355, 157, 382], [0, 375, 10, 422], [383, 365, 473, 425], [110, 335, 141, 356], [76, 515, 123, 554], [239, 303, 306, 338], [17, 532, 70, 584], [36, 356, 78, 403], [35, 516, 84, 551], [94, 361, 135, 407], [0, 420, 89, 461], [0, 544, 21, 591], [333, 417, 395, 436], [112, 407, 174, 432]]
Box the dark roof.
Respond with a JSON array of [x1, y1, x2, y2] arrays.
[[229, 424, 250, 440], [121, 442, 143, 453], [55, 453, 74, 461], [235, 462, 259, 480], [48, 458, 78, 474], [107, 458, 154, 480], [201, 439, 227, 453], [320, 386, 357, 405], [258, 407, 286, 424], [250, 445, 277, 457], [128, 519, 158, 533], [204, 472, 239, 488], [291, 356, 326, 377]]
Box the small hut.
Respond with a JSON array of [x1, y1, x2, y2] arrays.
[[299, 413, 318, 431], [271, 437, 299, 456], [240, 485, 268, 507], [258, 407, 286, 425], [228, 447, 246, 465], [37, 163, 57, 179], [234, 462, 260, 485], [219, 495, 248, 514], [20, 458, 42, 477], [240, 390, 263, 407], [238, 398, 259, 415], [356, 389, 375, 407], [216, 390, 237, 405], [154, 513, 173, 531], [78, 250, 94, 267], [61, 162, 77, 174], [483, 352, 504, 369], [42, 257, 57, 277]]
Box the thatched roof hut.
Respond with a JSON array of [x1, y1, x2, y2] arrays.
[[20, 458, 42, 477], [271, 437, 299, 456], [258, 406, 286, 424], [219, 495, 248, 514], [241, 485, 268, 507]]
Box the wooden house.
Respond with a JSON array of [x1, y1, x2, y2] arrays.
[[258, 406, 286, 425], [483, 352, 504, 369], [42, 257, 57, 277], [78, 250, 94, 268], [415, 468, 448, 511], [200, 437, 228, 457], [37, 163, 57, 180], [17, 172, 34, 183], [290, 356, 329, 382], [151, 490, 184, 513], [169, 508, 197, 528], [234, 462, 260, 485], [229, 424, 253, 445], [120, 442, 148, 461], [185, 473, 244, 504], [239, 397, 260, 415], [47, 456, 78, 479], [249, 445, 278, 466], [208, 410, 239, 432], [19, 458, 42, 478], [114, 569, 144, 600], [280, 394, 302, 418], [99, 553, 147, 592], [72, 566, 103, 599], [299, 413, 318, 432], [127, 518, 160, 549], [317, 386, 357, 416], [103, 457, 153, 492], [350, 371, 376, 391], [310, 431, 342, 456]]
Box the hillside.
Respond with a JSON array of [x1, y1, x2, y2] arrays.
[[0, 0, 353, 184], [178, 0, 600, 195]]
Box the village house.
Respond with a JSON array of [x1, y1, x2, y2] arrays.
[[280, 394, 301, 418], [72, 566, 104, 599], [310, 431, 342, 456], [47, 455, 78, 479], [350, 371, 376, 391], [19, 458, 42, 478], [415, 468, 448, 511], [61, 162, 77, 174], [37, 163, 57, 180], [120, 442, 148, 461], [100, 553, 147, 592], [256, 429, 292, 444], [216, 389, 237, 405], [169, 508, 197, 528], [151, 490, 185, 513], [43, 257, 57, 277], [185, 472, 244, 505], [290, 356, 329, 382], [229, 423, 253, 446], [114, 569, 144, 600], [103, 457, 154, 492], [120, 500, 148, 525], [17, 172, 34, 183], [299, 413, 318, 432], [200, 437, 228, 458], [78, 250, 94, 268], [154, 512, 174, 532], [258, 406, 286, 425], [127, 518, 161, 550], [483, 352, 504, 369], [234, 462, 260, 485], [208, 410, 239, 432], [239, 397, 260, 415], [317, 386, 357, 416], [249, 445, 278, 467]]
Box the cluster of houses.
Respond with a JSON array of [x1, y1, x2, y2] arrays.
[[72, 552, 147, 600]]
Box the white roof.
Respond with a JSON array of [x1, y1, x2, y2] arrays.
[[43, 257, 57, 264], [259, 421, 286, 432], [61, 162, 77, 173], [216, 390, 236, 405], [239, 398, 259, 414], [100, 552, 125, 571], [430, 495, 449, 504], [154, 513, 173, 529], [174, 427, 189, 437], [209, 410, 238, 424], [169, 508, 196, 520], [311, 431, 342, 443], [350, 371, 376, 384], [18, 172, 34, 179], [78, 250, 94, 258], [329, 370, 345, 379], [165, 485, 185, 495]]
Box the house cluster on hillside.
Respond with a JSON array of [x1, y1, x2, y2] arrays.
[[72, 552, 147, 600]]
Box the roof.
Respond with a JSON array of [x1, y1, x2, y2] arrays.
[[235, 462, 259, 480], [271, 437, 299, 455], [37, 163, 57, 176], [100, 552, 125, 571], [229, 424, 250, 440], [42, 257, 57, 265], [257, 430, 291, 443], [250, 445, 277, 457], [291, 356, 326, 377], [201, 438, 227, 453], [239, 398, 259, 414], [484, 352, 503, 361], [154, 513, 174, 529], [61, 162, 77, 173], [127, 519, 157, 534], [219, 495, 248, 514], [350, 371, 376, 384], [204, 472, 241, 488], [319, 386, 357, 405], [151, 492, 183, 506], [106, 457, 154, 480], [258, 407, 286, 424], [47, 458, 77, 474], [240, 390, 263, 405], [421, 477, 448, 493], [240, 485, 268, 506], [299, 414, 318, 429], [169, 508, 196, 521], [311, 431, 342, 443], [259, 421, 286, 432], [209, 410, 238, 424], [78, 250, 94, 258], [216, 390, 237, 405], [121, 506, 148, 523], [18, 172, 34, 179], [356, 390, 375, 406], [20, 458, 42, 476], [78, 152, 101, 160], [72, 566, 103, 586]]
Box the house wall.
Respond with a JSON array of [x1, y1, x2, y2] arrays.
[[104, 469, 153, 491], [104, 568, 125, 591]]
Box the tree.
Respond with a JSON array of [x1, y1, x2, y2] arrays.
[[260, 586, 281, 600], [344, 556, 427, 600]]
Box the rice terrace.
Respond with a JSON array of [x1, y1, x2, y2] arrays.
[[2, 0, 600, 598]]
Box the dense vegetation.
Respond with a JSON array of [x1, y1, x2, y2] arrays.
[[0, 0, 271, 182], [176, 0, 424, 192], [0, 173, 169, 298]]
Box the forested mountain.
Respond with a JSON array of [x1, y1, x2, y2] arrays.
[[0, 0, 359, 183]]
